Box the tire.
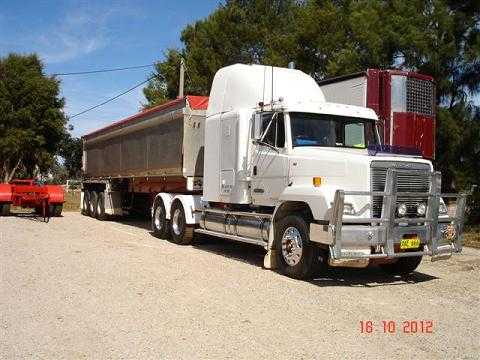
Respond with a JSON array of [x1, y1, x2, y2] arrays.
[[48, 204, 62, 217], [96, 192, 106, 220], [82, 191, 90, 216], [0, 204, 10, 216], [89, 191, 98, 218], [53, 204, 63, 217], [169, 201, 194, 245], [379, 256, 423, 275], [274, 215, 316, 280], [152, 198, 170, 239]]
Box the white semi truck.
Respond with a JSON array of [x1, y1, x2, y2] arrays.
[[81, 64, 468, 279]]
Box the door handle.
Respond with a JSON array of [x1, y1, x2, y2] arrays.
[[253, 166, 257, 176]]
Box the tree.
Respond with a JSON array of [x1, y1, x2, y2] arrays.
[[143, 0, 298, 108], [58, 133, 83, 179], [0, 53, 67, 182]]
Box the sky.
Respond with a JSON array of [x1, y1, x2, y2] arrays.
[[0, 0, 220, 137]]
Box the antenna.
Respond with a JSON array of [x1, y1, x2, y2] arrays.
[[178, 58, 185, 98]]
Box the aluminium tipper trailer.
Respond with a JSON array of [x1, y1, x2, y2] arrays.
[[81, 95, 208, 219]]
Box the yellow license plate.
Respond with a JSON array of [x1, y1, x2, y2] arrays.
[[400, 237, 421, 250]]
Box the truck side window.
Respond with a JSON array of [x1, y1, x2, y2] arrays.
[[262, 113, 276, 146], [261, 112, 284, 148]]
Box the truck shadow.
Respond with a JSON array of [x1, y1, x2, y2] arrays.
[[193, 234, 438, 287], [111, 217, 439, 288], [308, 267, 438, 288]]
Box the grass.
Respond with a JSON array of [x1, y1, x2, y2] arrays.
[[464, 226, 480, 249], [63, 190, 81, 212]]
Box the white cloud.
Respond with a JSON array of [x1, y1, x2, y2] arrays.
[[36, 6, 121, 64]]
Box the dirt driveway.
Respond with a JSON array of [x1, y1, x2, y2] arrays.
[[1, 212, 479, 359]]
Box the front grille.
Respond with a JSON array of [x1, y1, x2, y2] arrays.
[[406, 77, 434, 116], [371, 161, 431, 218]]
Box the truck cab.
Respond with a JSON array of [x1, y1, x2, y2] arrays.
[[197, 64, 468, 279]]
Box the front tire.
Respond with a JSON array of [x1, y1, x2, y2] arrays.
[[152, 199, 170, 239], [169, 201, 193, 245], [274, 215, 315, 280], [379, 256, 423, 275]]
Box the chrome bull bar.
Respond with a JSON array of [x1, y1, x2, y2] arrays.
[[329, 169, 470, 261]]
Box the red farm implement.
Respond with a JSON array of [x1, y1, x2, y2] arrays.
[[0, 179, 64, 220]]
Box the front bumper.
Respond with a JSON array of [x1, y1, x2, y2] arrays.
[[312, 169, 469, 262]]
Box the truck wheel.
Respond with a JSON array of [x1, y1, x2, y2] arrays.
[[379, 256, 423, 275], [152, 199, 169, 239], [89, 191, 98, 218], [82, 191, 90, 216], [170, 201, 193, 245], [0, 204, 10, 216], [96, 192, 106, 220], [274, 215, 315, 280]]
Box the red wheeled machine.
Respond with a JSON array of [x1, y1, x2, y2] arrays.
[[0, 179, 64, 219]]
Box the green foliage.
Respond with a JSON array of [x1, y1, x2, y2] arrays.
[[58, 133, 83, 179], [0, 53, 67, 181], [144, 0, 480, 222], [143, 0, 298, 107]]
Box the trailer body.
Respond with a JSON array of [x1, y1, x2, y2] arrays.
[[81, 96, 207, 217], [319, 69, 436, 159]]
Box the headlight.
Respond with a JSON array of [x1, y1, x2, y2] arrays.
[[397, 203, 407, 217], [416, 203, 427, 216]]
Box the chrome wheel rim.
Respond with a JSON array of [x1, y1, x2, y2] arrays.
[[172, 208, 183, 236], [281, 226, 303, 266], [154, 205, 164, 230]]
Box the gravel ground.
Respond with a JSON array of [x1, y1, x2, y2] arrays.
[[1, 212, 479, 359]]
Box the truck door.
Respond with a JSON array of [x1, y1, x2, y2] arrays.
[[251, 112, 288, 206]]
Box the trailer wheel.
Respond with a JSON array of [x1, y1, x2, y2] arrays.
[[96, 192, 106, 220], [0, 204, 10, 216], [274, 215, 315, 280], [379, 256, 423, 275], [52, 204, 63, 217], [152, 199, 169, 239], [170, 201, 193, 245], [89, 191, 98, 218], [82, 191, 90, 216]]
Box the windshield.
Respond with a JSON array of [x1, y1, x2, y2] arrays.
[[290, 112, 378, 148]]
